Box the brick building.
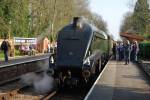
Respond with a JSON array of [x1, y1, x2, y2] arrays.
[[36, 37, 50, 53]]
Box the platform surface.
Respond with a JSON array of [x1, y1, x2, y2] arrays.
[[0, 53, 50, 68], [85, 61, 150, 100]]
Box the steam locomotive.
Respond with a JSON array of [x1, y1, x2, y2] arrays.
[[49, 17, 111, 86]]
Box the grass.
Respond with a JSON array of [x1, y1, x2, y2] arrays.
[[0, 51, 4, 60], [0, 49, 22, 61], [0, 49, 43, 61]]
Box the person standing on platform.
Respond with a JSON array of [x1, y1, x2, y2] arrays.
[[117, 42, 124, 61], [135, 41, 139, 61], [1, 38, 10, 62], [131, 41, 139, 62], [112, 42, 117, 60], [120, 42, 124, 60], [47, 43, 51, 53], [124, 40, 131, 65], [0, 47, 1, 63], [117, 42, 121, 61]]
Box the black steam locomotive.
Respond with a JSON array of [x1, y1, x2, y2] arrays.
[[49, 17, 111, 86]]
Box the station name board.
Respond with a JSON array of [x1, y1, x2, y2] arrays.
[[14, 37, 37, 45]]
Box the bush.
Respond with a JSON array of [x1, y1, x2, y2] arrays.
[[15, 49, 20, 56], [144, 34, 150, 39], [139, 42, 150, 60]]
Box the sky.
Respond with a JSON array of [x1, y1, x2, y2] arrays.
[[90, 0, 137, 40]]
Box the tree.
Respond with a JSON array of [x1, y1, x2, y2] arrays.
[[0, 0, 108, 41], [120, 0, 150, 35], [120, 12, 133, 33], [132, 0, 150, 34], [90, 13, 108, 33], [73, 0, 108, 32], [73, 0, 90, 17], [0, 0, 29, 38], [29, 0, 76, 41]]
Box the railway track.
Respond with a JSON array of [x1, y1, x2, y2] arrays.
[[0, 53, 56, 100], [0, 76, 98, 100], [0, 70, 107, 100], [0, 54, 108, 100], [44, 62, 109, 100], [0, 70, 95, 100], [0, 71, 56, 100], [50, 87, 90, 100]]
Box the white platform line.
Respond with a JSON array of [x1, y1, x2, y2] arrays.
[[84, 60, 110, 100]]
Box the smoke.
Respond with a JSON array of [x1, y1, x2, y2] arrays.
[[33, 72, 54, 94], [20, 72, 40, 86], [37, 59, 49, 71], [20, 59, 54, 94], [21, 72, 54, 94]]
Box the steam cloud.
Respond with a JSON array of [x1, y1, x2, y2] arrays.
[[37, 59, 49, 71], [20, 72, 39, 86], [20, 59, 54, 94], [33, 72, 54, 94]]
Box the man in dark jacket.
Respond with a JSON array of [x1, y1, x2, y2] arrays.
[[124, 40, 131, 65], [112, 42, 117, 60], [1, 38, 10, 62]]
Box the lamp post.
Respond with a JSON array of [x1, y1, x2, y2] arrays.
[[8, 20, 11, 40], [8, 20, 13, 57]]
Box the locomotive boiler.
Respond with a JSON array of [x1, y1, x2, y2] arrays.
[[49, 17, 110, 86]]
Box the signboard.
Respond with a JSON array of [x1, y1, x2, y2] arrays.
[[14, 37, 37, 45]]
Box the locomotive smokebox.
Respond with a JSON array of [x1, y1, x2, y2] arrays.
[[56, 17, 93, 69]]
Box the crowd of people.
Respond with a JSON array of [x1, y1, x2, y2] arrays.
[[112, 40, 139, 65], [47, 42, 57, 54], [19, 43, 36, 55]]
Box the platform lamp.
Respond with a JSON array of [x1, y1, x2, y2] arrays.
[[8, 20, 12, 57], [8, 20, 11, 40]]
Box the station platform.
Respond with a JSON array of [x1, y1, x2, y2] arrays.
[[0, 53, 50, 68], [84, 60, 150, 100]]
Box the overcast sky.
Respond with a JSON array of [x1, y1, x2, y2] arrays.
[[90, 0, 138, 40]]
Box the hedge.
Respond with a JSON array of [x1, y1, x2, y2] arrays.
[[139, 42, 150, 60]]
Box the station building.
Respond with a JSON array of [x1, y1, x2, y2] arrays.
[[120, 32, 144, 42]]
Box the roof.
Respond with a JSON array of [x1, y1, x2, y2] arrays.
[[120, 32, 144, 41]]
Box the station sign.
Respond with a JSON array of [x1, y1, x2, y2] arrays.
[[14, 37, 37, 45]]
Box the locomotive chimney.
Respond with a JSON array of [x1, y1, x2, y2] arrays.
[[72, 17, 82, 29], [73, 17, 79, 28]]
